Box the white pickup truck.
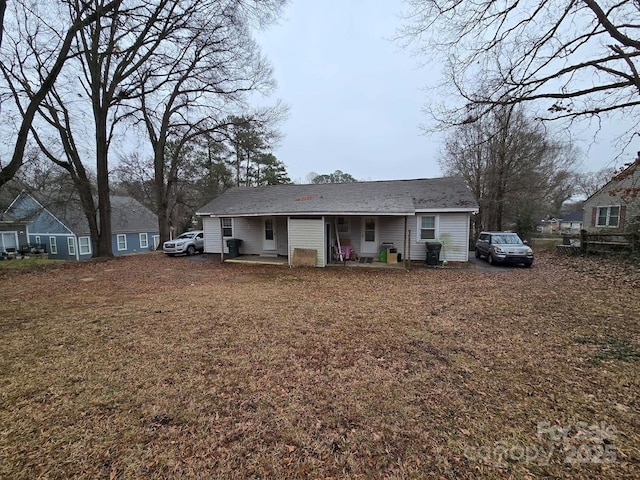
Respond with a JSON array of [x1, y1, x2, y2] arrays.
[[162, 230, 204, 256]]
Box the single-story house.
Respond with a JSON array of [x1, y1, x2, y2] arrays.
[[538, 214, 583, 235], [537, 218, 561, 235], [4, 192, 160, 259], [196, 177, 478, 267], [583, 155, 640, 232], [559, 211, 583, 234]]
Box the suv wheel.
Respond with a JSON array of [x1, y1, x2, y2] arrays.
[[487, 253, 494, 265], [186, 245, 196, 256], [524, 261, 533, 268], [475, 248, 481, 258]]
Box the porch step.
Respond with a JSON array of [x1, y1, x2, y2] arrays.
[[260, 253, 279, 258]]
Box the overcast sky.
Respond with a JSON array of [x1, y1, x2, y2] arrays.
[[255, 1, 637, 184]]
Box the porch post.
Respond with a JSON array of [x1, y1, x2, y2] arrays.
[[219, 217, 224, 264], [403, 216, 408, 269]]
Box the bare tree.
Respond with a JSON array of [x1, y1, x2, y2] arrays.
[[402, 0, 640, 137], [131, 0, 286, 244], [441, 104, 578, 233], [0, 0, 123, 188], [574, 167, 617, 199], [2, 0, 287, 255], [70, 0, 205, 257]]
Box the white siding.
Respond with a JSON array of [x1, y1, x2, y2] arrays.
[[204, 212, 471, 262], [408, 212, 471, 262], [203, 217, 223, 253], [438, 213, 471, 261], [276, 217, 288, 256], [288, 218, 325, 267], [233, 217, 262, 254], [378, 217, 406, 258], [204, 216, 289, 255]]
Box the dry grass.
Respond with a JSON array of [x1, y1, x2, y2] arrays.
[[0, 257, 64, 270], [1, 252, 639, 479]]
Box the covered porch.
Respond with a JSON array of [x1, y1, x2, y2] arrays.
[[223, 253, 406, 269]]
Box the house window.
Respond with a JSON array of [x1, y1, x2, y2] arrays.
[[363, 218, 375, 242], [67, 237, 76, 255], [596, 206, 620, 227], [418, 215, 436, 240], [222, 218, 233, 237], [336, 217, 350, 234], [117, 234, 127, 251], [139, 233, 149, 249], [78, 236, 91, 255], [265, 219, 274, 240], [50, 237, 57, 255]]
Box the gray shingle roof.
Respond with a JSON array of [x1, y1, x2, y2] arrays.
[[8, 192, 158, 234], [561, 211, 583, 222], [197, 177, 477, 216], [105, 196, 159, 233], [60, 195, 158, 234]]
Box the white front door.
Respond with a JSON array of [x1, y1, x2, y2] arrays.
[[262, 217, 276, 251], [361, 217, 377, 254]]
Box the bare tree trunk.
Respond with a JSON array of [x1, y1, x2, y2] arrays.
[[0, 0, 6, 50], [153, 136, 171, 246], [95, 110, 113, 257]]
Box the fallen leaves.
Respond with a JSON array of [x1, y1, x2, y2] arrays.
[[0, 252, 638, 479]]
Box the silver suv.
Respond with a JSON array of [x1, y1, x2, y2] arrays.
[[163, 230, 204, 256], [475, 231, 533, 267]]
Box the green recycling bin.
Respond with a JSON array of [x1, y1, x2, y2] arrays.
[[226, 238, 242, 258], [425, 241, 442, 266]]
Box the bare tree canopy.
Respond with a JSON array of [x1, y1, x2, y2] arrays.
[[441, 104, 577, 233], [1, 0, 287, 256], [402, 0, 640, 134], [0, 0, 123, 189]]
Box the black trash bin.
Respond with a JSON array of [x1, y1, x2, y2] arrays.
[[425, 241, 442, 266], [226, 238, 242, 258]]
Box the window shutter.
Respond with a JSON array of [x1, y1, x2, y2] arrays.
[[591, 208, 597, 228], [620, 205, 626, 230]]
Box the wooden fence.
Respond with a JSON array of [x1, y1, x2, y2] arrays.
[[580, 230, 638, 254]]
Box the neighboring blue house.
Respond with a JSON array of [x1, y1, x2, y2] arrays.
[[5, 192, 160, 259]]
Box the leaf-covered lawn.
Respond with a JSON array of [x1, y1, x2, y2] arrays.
[[1, 252, 639, 479]]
